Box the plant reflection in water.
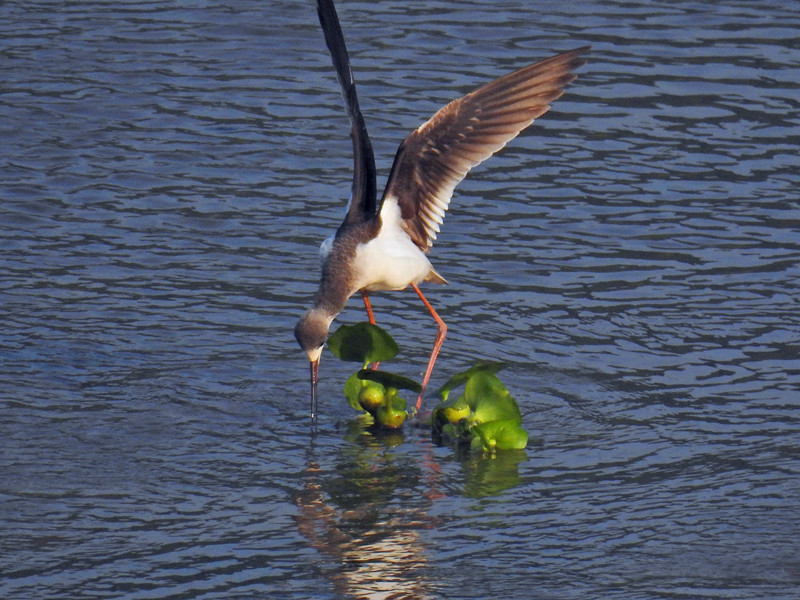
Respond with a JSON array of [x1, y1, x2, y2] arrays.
[[294, 420, 527, 597]]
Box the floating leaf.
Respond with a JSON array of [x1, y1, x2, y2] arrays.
[[473, 419, 529, 452], [328, 322, 399, 364], [357, 369, 421, 393], [435, 361, 508, 401], [465, 372, 522, 425]]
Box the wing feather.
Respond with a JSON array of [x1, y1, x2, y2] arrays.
[[316, 0, 378, 223], [381, 46, 589, 250]]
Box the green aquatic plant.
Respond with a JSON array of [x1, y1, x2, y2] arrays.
[[330, 323, 418, 429], [464, 371, 522, 426], [432, 370, 527, 453], [374, 393, 408, 429], [435, 360, 508, 401], [329, 322, 529, 451], [333, 322, 404, 414], [342, 367, 421, 429], [355, 377, 385, 413], [472, 419, 529, 451], [328, 322, 422, 429], [355, 370, 420, 429], [328, 321, 398, 364]]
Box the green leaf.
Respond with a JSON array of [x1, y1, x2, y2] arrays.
[[357, 369, 422, 393], [434, 361, 508, 400], [473, 419, 529, 451], [328, 322, 399, 363], [465, 372, 522, 425], [344, 371, 365, 411]]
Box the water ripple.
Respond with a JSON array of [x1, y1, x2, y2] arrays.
[[2, 0, 799, 599]]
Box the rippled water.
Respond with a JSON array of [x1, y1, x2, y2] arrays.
[[2, 0, 799, 598]]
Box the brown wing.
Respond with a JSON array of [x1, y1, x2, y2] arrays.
[[380, 46, 589, 251]]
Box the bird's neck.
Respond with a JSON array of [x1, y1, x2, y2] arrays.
[[312, 219, 380, 317], [313, 247, 358, 318]]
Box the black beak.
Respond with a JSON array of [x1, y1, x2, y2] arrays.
[[310, 357, 320, 420]]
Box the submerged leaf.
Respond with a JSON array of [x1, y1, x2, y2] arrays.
[[328, 322, 399, 363]]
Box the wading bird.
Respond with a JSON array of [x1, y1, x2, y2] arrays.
[[295, 0, 588, 418]]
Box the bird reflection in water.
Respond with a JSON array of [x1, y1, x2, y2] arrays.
[[294, 425, 437, 599], [294, 422, 527, 598]]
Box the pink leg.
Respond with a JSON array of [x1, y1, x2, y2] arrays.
[[362, 291, 376, 325], [362, 291, 379, 370], [411, 283, 447, 411]]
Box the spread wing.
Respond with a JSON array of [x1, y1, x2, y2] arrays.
[[381, 46, 589, 251], [317, 0, 377, 223]]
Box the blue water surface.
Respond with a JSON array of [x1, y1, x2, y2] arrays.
[[2, 1, 799, 598]]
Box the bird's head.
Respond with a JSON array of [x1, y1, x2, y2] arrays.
[[294, 308, 332, 361]]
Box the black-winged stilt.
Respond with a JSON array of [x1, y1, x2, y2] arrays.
[[295, 0, 588, 418]]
